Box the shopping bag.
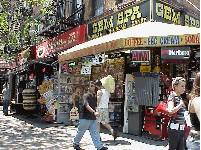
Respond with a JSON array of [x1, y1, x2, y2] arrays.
[[155, 101, 177, 118], [100, 75, 115, 93], [70, 107, 79, 120]]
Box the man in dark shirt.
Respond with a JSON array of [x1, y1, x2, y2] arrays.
[[73, 81, 108, 150]]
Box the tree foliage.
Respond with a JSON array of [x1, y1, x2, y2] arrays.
[[0, 0, 52, 60]]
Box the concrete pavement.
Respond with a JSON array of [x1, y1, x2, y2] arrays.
[[0, 106, 169, 150]]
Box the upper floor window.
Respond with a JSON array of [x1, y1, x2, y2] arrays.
[[94, 0, 104, 16]]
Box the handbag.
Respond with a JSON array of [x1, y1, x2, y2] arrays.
[[70, 107, 79, 120], [156, 98, 177, 118]]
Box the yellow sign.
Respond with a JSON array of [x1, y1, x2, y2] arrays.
[[140, 66, 151, 72], [123, 34, 200, 48]]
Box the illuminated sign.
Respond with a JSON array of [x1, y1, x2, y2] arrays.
[[130, 49, 151, 63], [88, 1, 150, 40], [161, 47, 190, 60]]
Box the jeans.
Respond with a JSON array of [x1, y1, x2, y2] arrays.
[[73, 119, 103, 150], [186, 134, 200, 150], [168, 127, 186, 150], [3, 100, 10, 115]]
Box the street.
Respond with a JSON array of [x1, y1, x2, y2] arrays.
[[0, 106, 168, 150]]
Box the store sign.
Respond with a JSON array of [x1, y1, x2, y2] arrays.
[[130, 49, 151, 63], [123, 34, 200, 48], [184, 14, 200, 28], [36, 24, 86, 59], [140, 66, 151, 72], [108, 52, 125, 59], [161, 47, 190, 60], [153, 0, 200, 27], [87, 1, 150, 40]]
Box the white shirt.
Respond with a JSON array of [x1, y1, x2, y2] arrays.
[[98, 89, 110, 108]]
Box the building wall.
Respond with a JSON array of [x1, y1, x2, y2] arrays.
[[82, 0, 200, 22]]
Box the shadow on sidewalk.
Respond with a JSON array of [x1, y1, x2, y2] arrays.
[[11, 113, 71, 129], [100, 126, 168, 147], [103, 139, 131, 146]]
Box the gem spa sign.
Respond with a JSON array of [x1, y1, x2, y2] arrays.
[[130, 49, 151, 63], [88, 1, 150, 40], [161, 47, 190, 60]]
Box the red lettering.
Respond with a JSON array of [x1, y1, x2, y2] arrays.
[[141, 51, 149, 61], [132, 51, 138, 61], [196, 35, 200, 43], [185, 35, 200, 44]]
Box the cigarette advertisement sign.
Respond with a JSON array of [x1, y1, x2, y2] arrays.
[[161, 47, 190, 60]]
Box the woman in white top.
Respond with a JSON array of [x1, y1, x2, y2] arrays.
[[95, 81, 117, 140]]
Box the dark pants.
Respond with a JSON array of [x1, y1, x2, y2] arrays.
[[168, 126, 186, 150], [3, 100, 10, 115]]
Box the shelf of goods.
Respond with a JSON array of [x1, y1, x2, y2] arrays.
[[57, 73, 89, 123], [91, 58, 125, 99], [22, 89, 37, 110]]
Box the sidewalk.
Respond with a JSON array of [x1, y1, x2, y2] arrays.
[[0, 106, 169, 149]]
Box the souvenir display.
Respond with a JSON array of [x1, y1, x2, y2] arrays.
[[92, 56, 125, 99]]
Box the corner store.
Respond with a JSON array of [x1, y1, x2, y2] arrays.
[[58, 20, 200, 138], [8, 24, 86, 115]]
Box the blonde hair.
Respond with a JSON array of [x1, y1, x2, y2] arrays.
[[172, 77, 186, 90]]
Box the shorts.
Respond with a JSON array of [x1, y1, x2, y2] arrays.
[[96, 108, 109, 124]]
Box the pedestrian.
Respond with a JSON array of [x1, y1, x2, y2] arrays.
[[72, 87, 82, 108], [187, 72, 200, 150], [167, 77, 187, 150], [73, 81, 108, 150], [71, 87, 82, 126], [95, 80, 117, 140], [2, 83, 11, 116]]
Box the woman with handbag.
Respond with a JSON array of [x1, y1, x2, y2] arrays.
[[186, 72, 200, 150], [167, 77, 187, 150]]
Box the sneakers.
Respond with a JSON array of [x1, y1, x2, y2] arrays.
[[73, 145, 82, 150], [112, 131, 117, 140], [100, 146, 108, 150]]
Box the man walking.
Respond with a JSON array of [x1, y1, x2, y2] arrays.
[[73, 81, 108, 150], [95, 80, 117, 140], [2, 83, 11, 116]]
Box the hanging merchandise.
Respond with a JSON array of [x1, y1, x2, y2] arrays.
[[81, 65, 91, 74], [70, 107, 79, 120], [92, 53, 105, 65], [82, 57, 93, 66]]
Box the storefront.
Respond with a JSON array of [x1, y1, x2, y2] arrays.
[[26, 24, 87, 122], [57, 0, 200, 137]]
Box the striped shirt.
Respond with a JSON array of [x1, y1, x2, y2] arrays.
[[168, 92, 187, 125]]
